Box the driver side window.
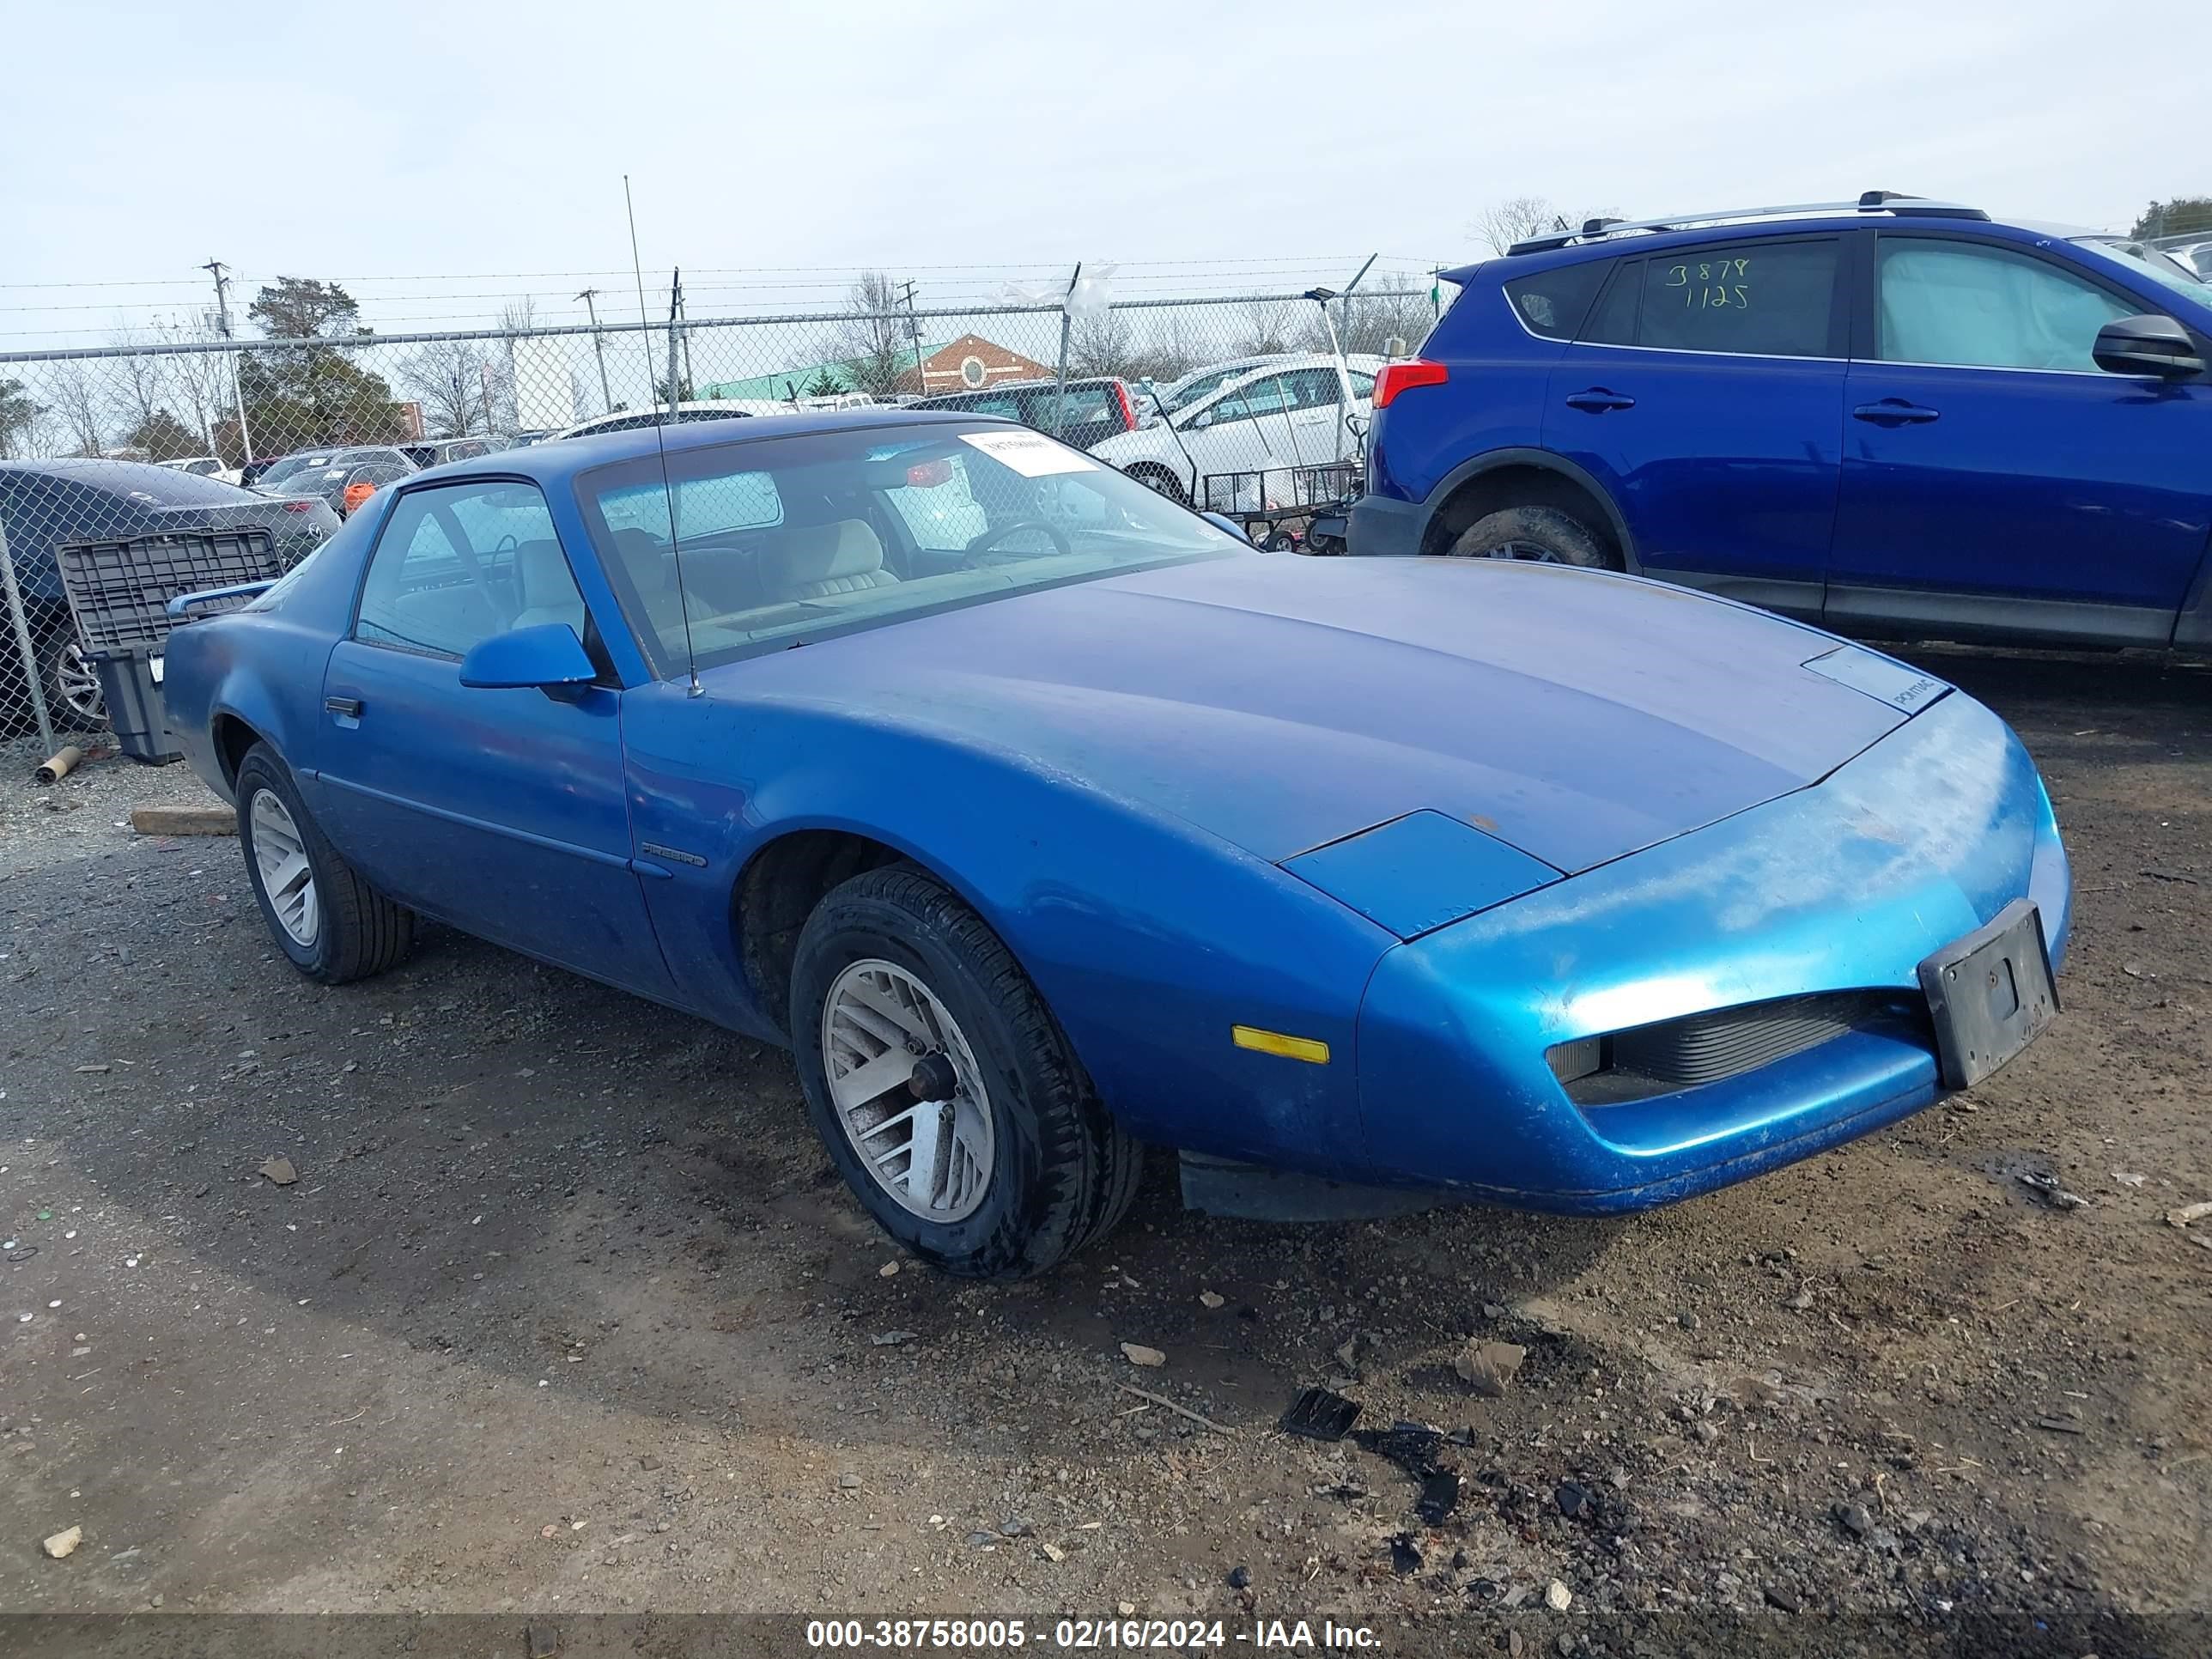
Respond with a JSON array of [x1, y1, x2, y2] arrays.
[[356, 481, 585, 659]]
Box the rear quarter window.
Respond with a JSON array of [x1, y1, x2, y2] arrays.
[[1504, 259, 1611, 339]]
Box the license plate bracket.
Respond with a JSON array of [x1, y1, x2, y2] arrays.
[[1917, 898, 2058, 1090]]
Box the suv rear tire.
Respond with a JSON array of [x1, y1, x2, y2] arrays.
[[1447, 506, 1618, 569]]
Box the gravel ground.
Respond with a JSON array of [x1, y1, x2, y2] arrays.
[[1, 649, 2208, 1656]]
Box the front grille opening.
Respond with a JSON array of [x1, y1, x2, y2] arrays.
[[1546, 990, 1919, 1106]]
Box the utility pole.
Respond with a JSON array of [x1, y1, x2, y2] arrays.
[[575, 288, 614, 413], [204, 258, 252, 465], [674, 268, 694, 394], [664, 269, 683, 412], [897, 280, 925, 398]]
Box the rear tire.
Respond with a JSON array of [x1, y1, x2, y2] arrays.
[[235, 742, 415, 985], [790, 866, 1140, 1279], [1127, 465, 1189, 507], [1446, 505, 1617, 568]]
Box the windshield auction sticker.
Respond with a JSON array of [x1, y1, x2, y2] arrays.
[[958, 429, 1098, 477]]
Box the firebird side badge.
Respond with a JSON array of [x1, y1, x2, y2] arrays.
[[1802, 647, 1948, 714], [637, 842, 708, 868]]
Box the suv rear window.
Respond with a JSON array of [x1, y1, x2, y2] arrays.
[[1504, 260, 1610, 339], [1635, 240, 1838, 357]]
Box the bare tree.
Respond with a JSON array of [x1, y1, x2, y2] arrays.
[[1473, 196, 1567, 257], [1471, 197, 1618, 257], [402, 337, 497, 437], [834, 271, 910, 397], [487, 297, 538, 431], [46, 360, 107, 457], [1296, 275, 1437, 357], [110, 319, 171, 444], [1237, 299, 1299, 356], [157, 313, 231, 452]]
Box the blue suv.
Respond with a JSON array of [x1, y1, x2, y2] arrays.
[[1350, 192, 2212, 652]]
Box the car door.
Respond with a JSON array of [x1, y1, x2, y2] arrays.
[[1827, 232, 2212, 644], [1182, 372, 1301, 508], [309, 477, 675, 995], [1545, 235, 1848, 615]]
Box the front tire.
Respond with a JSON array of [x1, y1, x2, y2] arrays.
[[790, 866, 1140, 1279], [234, 743, 415, 985], [39, 629, 106, 732], [1446, 505, 1618, 568]]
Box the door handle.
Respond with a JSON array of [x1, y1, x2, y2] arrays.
[[325, 695, 363, 718], [1852, 398, 1941, 425], [1564, 388, 1636, 412]]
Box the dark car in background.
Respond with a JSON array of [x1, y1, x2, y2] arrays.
[[0, 458, 340, 731], [258, 447, 417, 519], [908, 377, 1139, 451]]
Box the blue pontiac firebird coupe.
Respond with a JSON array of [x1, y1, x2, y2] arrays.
[[161, 410, 2070, 1277]]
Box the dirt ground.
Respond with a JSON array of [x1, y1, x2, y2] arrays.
[[2, 647, 2209, 1657]]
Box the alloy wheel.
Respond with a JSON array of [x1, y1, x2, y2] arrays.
[[821, 958, 995, 1223], [249, 788, 320, 948], [53, 639, 103, 723]]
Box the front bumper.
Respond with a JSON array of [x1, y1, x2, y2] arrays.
[[1346, 492, 1425, 558], [1352, 690, 2071, 1209]]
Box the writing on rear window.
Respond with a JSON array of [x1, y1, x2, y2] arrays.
[[1665, 257, 1753, 310]]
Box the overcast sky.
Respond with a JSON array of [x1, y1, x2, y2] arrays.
[[3, 0, 2203, 347]]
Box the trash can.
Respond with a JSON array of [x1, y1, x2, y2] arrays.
[[56, 529, 283, 765], [86, 650, 177, 763]]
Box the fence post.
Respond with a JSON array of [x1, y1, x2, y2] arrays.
[[1049, 263, 1081, 439], [0, 514, 58, 758]]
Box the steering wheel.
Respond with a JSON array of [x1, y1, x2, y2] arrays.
[[967, 520, 1073, 563]]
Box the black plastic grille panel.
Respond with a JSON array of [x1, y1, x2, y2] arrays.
[[1553, 991, 1914, 1106]]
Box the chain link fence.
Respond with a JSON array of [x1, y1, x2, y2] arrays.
[[0, 285, 1439, 763]]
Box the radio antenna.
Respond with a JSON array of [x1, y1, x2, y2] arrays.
[[625, 174, 701, 696]]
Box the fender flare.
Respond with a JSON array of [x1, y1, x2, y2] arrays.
[[1419, 447, 1639, 571]]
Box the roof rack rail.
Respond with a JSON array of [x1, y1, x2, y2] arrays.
[[1504, 191, 1988, 256]]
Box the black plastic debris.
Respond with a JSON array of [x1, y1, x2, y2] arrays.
[[1555, 1480, 1596, 1521], [1226, 1565, 1250, 1589], [1389, 1534, 1424, 1576], [1416, 1470, 1461, 1524], [1279, 1386, 1361, 1442], [1352, 1420, 1447, 1478]]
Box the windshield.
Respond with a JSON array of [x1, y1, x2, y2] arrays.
[[2071, 236, 2208, 301], [576, 421, 1247, 675], [258, 453, 331, 487], [1161, 364, 1258, 412]]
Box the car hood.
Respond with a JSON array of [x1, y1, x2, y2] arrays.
[[700, 555, 1931, 873]]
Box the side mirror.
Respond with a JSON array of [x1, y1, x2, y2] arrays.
[[1199, 511, 1246, 540], [459, 623, 598, 691], [2093, 313, 2204, 379]]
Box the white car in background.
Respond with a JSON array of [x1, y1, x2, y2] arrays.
[[550, 395, 881, 443], [158, 455, 242, 486], [1092, 356, 1376, 509], [1133, 352, 1384, 424]]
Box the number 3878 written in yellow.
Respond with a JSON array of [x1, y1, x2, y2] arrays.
[[1666, 258, 1750, 308]]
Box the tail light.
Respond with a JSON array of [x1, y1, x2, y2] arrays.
[[280, 500, 319, 513], [1372, 359, 1449, 409], [1115, 380, 1136, 431]]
